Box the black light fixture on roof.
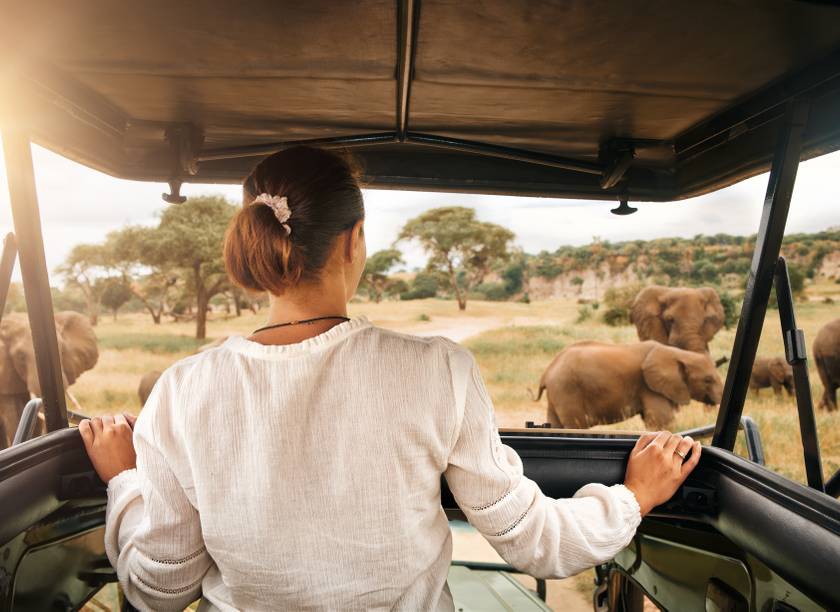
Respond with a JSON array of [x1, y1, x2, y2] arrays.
[[610, 199, 638, 215]]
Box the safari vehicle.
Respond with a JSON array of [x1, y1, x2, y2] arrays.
[[1, 2, 840, 610]]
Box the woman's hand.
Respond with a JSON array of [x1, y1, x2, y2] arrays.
[[79, 414, 138, 483], [623, 431, 701, 516]]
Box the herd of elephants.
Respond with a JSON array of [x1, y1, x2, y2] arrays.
[[0, 285, 838, 449]]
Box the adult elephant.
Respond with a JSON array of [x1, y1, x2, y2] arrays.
[[630, 286, 725, 354], [814, 318, 840, 411], [749, 356, 794, 397], [0, 311, 99, 448], [533, 340, 723, 430]]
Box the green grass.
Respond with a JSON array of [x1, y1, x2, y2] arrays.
[[98, 333, 209, 354]]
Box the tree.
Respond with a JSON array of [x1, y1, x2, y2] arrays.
[[99, 278, 133, 320], [56, 244, 109, 325], [398, 207, 514, 310], [154, 196, 237, 339], [361, 249, 404, 303], [104, 226, 177, 324]]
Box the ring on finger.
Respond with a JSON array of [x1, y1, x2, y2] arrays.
[[674, 449, 687, 460]]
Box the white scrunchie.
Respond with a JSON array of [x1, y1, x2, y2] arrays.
[[252, 193, 292, 235]]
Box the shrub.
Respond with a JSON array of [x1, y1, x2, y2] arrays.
[[576, 305, 592, 323], [400, 272, 439, 300], [601, 283, 644, 327], [718, 290, 740, 328], [475, 282, 510, 301], [602, 307, 629, 327]]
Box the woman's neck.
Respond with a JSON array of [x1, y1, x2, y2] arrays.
[[249, 279, 350, 345]]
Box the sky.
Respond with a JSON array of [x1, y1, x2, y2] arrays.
[[0, 140, 838, 281]]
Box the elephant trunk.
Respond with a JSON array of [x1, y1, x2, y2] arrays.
[[673, 330, 709, 354]]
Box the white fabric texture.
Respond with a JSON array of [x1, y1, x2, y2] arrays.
[[105, 317, 641, 611]]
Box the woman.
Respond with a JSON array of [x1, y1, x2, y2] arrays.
[[80, 146, 701, 611]]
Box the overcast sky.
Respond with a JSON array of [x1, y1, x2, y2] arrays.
[[0, 141, 838, 280]]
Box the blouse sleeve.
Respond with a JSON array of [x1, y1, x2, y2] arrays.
[[443, 347, 641, 579], [104, 374, 212, 611]]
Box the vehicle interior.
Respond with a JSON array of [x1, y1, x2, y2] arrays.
[[1, 2, 839, 610]]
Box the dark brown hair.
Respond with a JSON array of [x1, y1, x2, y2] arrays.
[[224, 146, 364, 295]]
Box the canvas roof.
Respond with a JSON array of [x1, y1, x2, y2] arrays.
[[1, 1, 839, 200]]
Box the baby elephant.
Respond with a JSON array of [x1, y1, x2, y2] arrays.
[[534, 340, 723, 430], [749, 356, 793, 397]]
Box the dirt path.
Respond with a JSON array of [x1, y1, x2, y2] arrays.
[[396, 315, 566, 342]]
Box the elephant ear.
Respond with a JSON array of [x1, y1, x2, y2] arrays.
[[642, 345, 691, 406], [0, 318, 31, 395], [700, 287, 725, 339], [768, 358, 787, 383], [630, 286, 669, 343], [55, 312, 99, 385]]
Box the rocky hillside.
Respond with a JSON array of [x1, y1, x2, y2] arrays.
[[522, 229, 840, 301]]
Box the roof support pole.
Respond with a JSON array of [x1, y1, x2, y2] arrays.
[[0, 233, 18, 324], [711, 100, 809, 450], [1, 131, 68, 431], [774, 256, 823, 490], [396, 0, 419, 141]]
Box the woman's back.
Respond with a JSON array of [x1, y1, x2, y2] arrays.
[[136, 319, 465, 610]]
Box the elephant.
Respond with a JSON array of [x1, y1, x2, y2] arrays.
[[630, 286, 725, 354], [533, 340, 723, 430], [749, 356, 794, 397], [0, 311, 99, 449], [814, 318, 840, 411], [138, 370, 163, 406], [137, 336, 227, 406]]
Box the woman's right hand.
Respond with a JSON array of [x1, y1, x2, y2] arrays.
[[623, 431, 701, 516]]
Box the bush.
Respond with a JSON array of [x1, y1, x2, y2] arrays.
[[602, 307, 629, 327], [719, 290, 740, 328], [400, 272, 439, 300], [601, 283, 644, 327], [575, 305, 592, 323], [475, 282, 510, 301]]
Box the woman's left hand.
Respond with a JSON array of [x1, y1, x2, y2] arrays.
[[79, 414, 138, 483]]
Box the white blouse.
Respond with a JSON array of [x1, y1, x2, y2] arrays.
[[106, 317, 641, 611]]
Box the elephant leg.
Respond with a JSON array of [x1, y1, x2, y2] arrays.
[[826, 384, 838, 412], [546, 403, 563, 428], [640, 392, 676, 431], [814, 355, 837, 411]]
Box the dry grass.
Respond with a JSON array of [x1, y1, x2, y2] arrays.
[[73, 292, 839, 485]]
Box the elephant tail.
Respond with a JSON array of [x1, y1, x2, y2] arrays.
[[528, 384, 546, 402]]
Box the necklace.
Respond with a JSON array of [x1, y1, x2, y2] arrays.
[[252, 315, 350, 335]]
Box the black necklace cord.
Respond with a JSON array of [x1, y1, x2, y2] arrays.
[[252, 315, 351, 335]]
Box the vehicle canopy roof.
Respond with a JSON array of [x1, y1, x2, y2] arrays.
[[1, 1, 839, 201]]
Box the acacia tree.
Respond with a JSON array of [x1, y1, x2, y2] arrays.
[[362, 249, 404, 303], [155, 196, 236, 339], [103, 226, 177, 324], [99, 278, 133, 321], [398, 207, 514, 311], [56, 244, 109, 325]]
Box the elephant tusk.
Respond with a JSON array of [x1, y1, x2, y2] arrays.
[[66, 389, 84, 414]]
